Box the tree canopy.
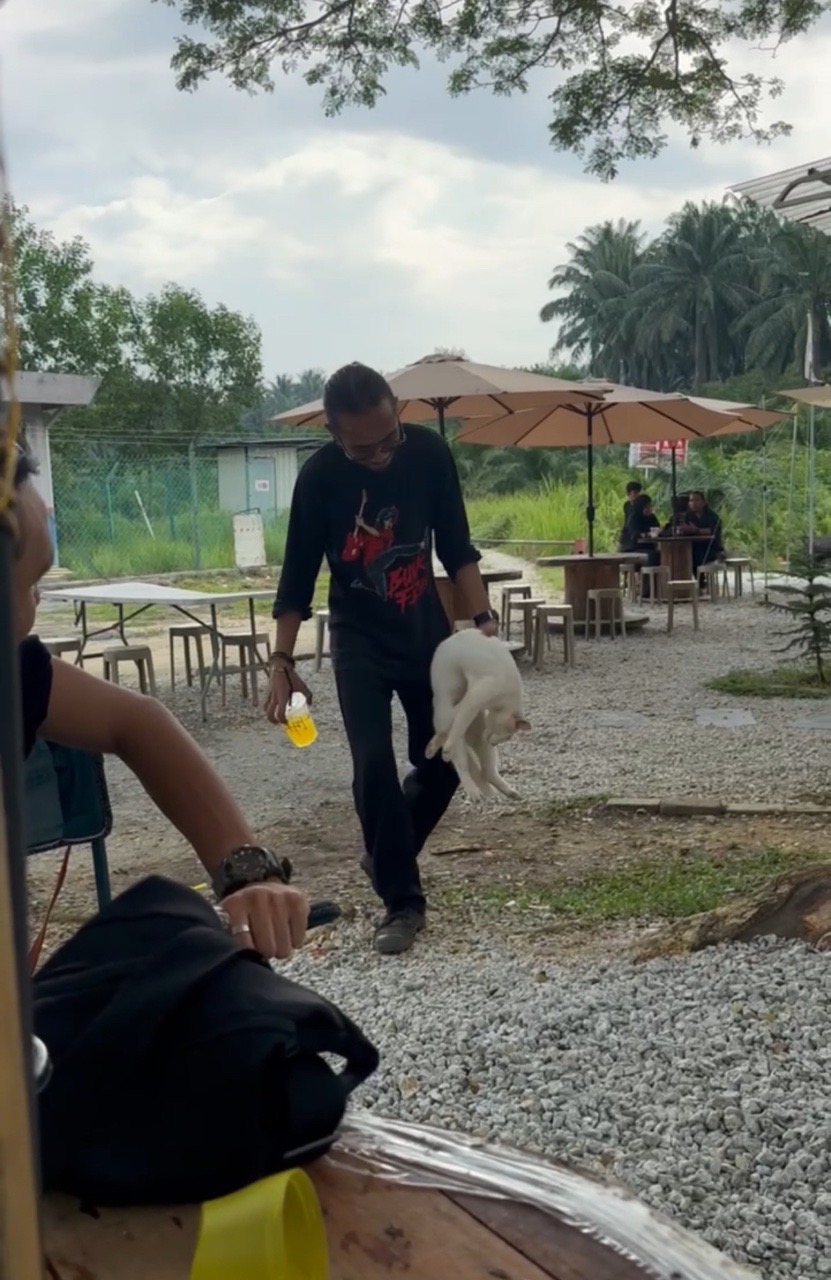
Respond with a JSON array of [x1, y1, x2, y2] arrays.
[[5, 202, 265, 453], [155, 0, 828, 177], [541, 199, 831, 392]]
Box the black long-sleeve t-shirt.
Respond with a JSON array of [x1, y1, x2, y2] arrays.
[[273, 425, 481, 677]]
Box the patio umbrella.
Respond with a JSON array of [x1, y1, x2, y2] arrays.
[[455, 384, 772, 554], [271, 355, 607, 438]]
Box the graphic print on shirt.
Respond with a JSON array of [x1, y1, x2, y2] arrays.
[[341, 489, 430, 611]]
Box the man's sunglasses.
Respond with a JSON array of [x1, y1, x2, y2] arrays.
[[331, 419, 405, 463]]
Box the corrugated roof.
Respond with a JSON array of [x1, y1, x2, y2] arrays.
[[730, 158, 831, 234]]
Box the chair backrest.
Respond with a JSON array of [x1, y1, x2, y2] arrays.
[[24, 743, 112, 855]]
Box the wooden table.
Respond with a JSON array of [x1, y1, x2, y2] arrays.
[[657, 536, 710, 581], [536, 554, 646, 631], [43, 1162, 666, 1279], [435, 567, 522, 627]]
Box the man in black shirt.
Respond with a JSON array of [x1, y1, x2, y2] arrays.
[[618, 480, 642, 550], [679, 490, 724, 573], [10, 447, 309, 959], [266, 363, 498, 955]]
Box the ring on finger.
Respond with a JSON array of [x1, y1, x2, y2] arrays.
[[231, 923, 252, 937]]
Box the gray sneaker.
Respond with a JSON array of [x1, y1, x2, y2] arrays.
[[373, 909, 426, 956]]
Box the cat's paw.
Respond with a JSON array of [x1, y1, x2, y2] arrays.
[[425, 733, 446, 759]]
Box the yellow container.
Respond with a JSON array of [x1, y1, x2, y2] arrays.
[[284, 693, 318, 748], [191, 1167, 328, 1280]]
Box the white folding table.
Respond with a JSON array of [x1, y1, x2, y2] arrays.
[[42, 582, 275, 719]]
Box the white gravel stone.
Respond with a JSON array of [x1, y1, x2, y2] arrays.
[[285, 934, 831, 1280]]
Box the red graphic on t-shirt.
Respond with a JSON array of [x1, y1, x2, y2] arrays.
[[387, 550, 428, 611], [342, 490, 429, 610]]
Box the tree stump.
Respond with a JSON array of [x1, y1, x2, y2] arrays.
[[636, 863, 831, 961]]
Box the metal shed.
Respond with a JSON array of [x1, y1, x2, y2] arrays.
[[205, 436, 323, 516]]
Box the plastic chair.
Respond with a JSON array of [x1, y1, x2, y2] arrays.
[[24, 741, 113, 910]]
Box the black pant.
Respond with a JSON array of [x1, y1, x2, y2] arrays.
[[335, 663, 459, 914]]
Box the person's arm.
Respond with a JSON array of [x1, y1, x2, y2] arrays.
[[40, 660, 308, 958], [431, 438, 494, 630], [267, 461, 325, 722]]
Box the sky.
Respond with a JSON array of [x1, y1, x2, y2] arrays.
[[2, 0, 831, 381]]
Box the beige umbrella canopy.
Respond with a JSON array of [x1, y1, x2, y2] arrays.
[[779, 384, 831, 408], [271, 355, 607, 438], [455, 384, 787, 553]]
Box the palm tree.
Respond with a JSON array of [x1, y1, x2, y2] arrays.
[[540, 220, 648, 382], [294, 368, 326, 404], [740, 223, 831, 378], [631, 202, 758, 391]]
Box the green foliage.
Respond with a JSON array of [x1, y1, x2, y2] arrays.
[[542, 200, 831, 391], [707, 668, 831, 699], [7, 201, 264, 458], [439, 846, 821, 923], [767, 552, 831, 683], [153, 0, 825, 178]]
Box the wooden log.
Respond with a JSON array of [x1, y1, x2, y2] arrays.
[[636, 862, 831, 961]]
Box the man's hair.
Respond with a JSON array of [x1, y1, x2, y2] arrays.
[[323, 363, 394, 424], [626, 480, 642, 495], [690, 489, 706, 502]]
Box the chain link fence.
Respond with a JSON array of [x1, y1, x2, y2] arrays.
[[52, 450, 286, 578]]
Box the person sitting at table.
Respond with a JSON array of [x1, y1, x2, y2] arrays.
[[621, 494, 661, 564], [618, 480, 642, 549], [678, 490, 724, 573], [11, 445, 309, 961]]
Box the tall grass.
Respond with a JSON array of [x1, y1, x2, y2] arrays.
[[60, 510, 289, 577], [56, 446, 825, 578]]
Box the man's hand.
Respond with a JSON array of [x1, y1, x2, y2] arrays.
[[265, 662, 313, 725], [222, 881, 309, 959], [477, 619, 499, 638]]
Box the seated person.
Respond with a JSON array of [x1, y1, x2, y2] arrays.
[[621, 493, 661, 564], [677, 490, 724, 573], [618, 480, 643, 549], [11, 446, 308, 960]]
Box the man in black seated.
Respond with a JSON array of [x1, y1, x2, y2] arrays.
[[618, 480, 642, 549], [10, 446, 308, 960], [621, 493, 662, 597], [678, 490, 724, 574]]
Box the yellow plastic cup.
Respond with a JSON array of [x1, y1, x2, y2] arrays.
[[284, 693, 318, 748], [191, 1167, 328, 1280]]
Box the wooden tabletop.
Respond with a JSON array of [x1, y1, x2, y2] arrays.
[[537, 554, 645, 567]]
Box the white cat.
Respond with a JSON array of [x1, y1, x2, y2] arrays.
[[425, 629, 530, 802]]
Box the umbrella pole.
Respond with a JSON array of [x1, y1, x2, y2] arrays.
[[438, 402, 446, 440], [586, 409, 595, 557], [671, 445, 678, 508], [808, 403, 816, 558], [762, 428, 769, 604]]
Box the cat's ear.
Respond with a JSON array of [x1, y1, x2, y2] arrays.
[[514, 716, 531, 731]]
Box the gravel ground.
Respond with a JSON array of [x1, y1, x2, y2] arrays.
[[285, 933, 830, 1279], [97, 586, 831, 856]]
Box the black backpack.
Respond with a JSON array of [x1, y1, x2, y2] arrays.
[[33, 875, 378, 1205]]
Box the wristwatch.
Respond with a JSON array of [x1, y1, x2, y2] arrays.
[[211, 846, 292, 901], [473, 608, 499, 628]]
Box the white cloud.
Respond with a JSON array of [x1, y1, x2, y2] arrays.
[[2, 0, 830, 375]]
